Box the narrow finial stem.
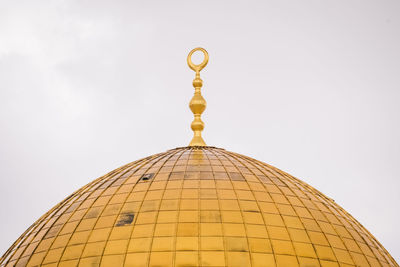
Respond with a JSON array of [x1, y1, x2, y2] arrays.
[[187, 47, 209, 147]]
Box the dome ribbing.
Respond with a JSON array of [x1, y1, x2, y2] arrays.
[[0, 147, 397, 267]]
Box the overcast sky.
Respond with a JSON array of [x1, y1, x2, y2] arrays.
[[1, 0, 399, 263]]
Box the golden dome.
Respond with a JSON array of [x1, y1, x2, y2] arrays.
[[0, 147, 397, 267], [1, 48, 398, 267]]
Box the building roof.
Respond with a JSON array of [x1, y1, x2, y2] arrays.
[[0, 146, 397, 266]]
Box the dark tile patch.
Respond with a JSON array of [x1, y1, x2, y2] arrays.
[[115, 213, 135, 226], [141, 173, 154, 181]]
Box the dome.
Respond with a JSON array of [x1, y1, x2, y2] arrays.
[[1, 48, 398, 267], [0, 147, 397, 267]]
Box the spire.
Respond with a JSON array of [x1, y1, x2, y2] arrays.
[[187, 47, 209, 147]]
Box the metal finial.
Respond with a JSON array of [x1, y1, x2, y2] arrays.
[[187, 47, 209, 147]]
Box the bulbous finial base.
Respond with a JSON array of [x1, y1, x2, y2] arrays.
[[189, 136, 206, 146]]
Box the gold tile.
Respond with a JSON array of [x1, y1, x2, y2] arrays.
[[225, 237, 248, 252], [109, 226, 132, 240], [100, 254, 124, 267], [177, 223, 199, 236], [176, 237, 199, 251], [200, 200, 219, 209], [163, 189, 181, 199], [157, 211, 178, 223], [243, 212, 264, 224], [271, 240, 296, 255], [182, 189, 199, 198], [293, 242, 317, 258], [326, 234, 346, 250], [179, 211, 199, 222], [224, 223, 246, 236], [246, 224, 268, 238], [78, 256, 101, 267], [315, 245, 337, 261], [61, 245, 84, 260], [276, 255, 299, 267], [149, 252, 173, 266], [332, 248, 354, 265], [200, 223, 222, 236], [128, 238, 152, 252], [200, 189, 217, 199], [248, 238, 272, 253], [258, 202, 279, 214], [183, 180, 199, 188], [267, 226, 290, 240], [226, 251, 251, 267], [88, 228, 112, 242], [42, 248, 64, 264], [201, 237, 224, 250], [200, 180, 216, 188], [104, 239, 129, 255], [26, 252, 46, 266], [200, 210, 222, 223], [175, 251, 198, 266], [51, 234, 71, 249], [298, 257, 319, 267], [288, 228, 311, 243], [58, 259, 78, 267], [282, 215, 304, 229], [151, 237, 174, 251], [350, 252, 369, 266], [320, 260, 340, 267], [125, 252, 148, 267], [219, 200, 240, 210], [276, 204, 297, 216], [131, 224, 154, 238], [222, 211, 243, 223], [218, 190, 236, 199], [251, 253, 276, 267], [154, 223, 176, 236], [263, 213, 285, 226], [201, 251, 225, 266], [140, 200, 160, 212], [59, 222, 79, 235], [135, 211, 157, 224], [308, 231, 330, 246], [82, 241, 106, 257], [36, 238, 54, 252], [76, 219, 97, 231], [180, 199, 198, 210], [160, 199, 179, 210], [95, 215, 117, 229], [236, 190, 254, 200]]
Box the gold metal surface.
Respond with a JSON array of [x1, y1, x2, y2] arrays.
[[187, 47, 208, 147], [0, 147, 398, 267], [0, 48, 398, 267]]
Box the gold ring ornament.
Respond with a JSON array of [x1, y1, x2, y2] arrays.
[[187, 47, 209, 73]]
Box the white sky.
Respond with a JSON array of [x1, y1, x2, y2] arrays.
[[0, 0, 399, 263]]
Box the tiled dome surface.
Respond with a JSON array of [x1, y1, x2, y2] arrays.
[[0, 147, 397, 267]]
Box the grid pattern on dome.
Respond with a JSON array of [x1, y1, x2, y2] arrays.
[[0, 147, 397, 267]]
